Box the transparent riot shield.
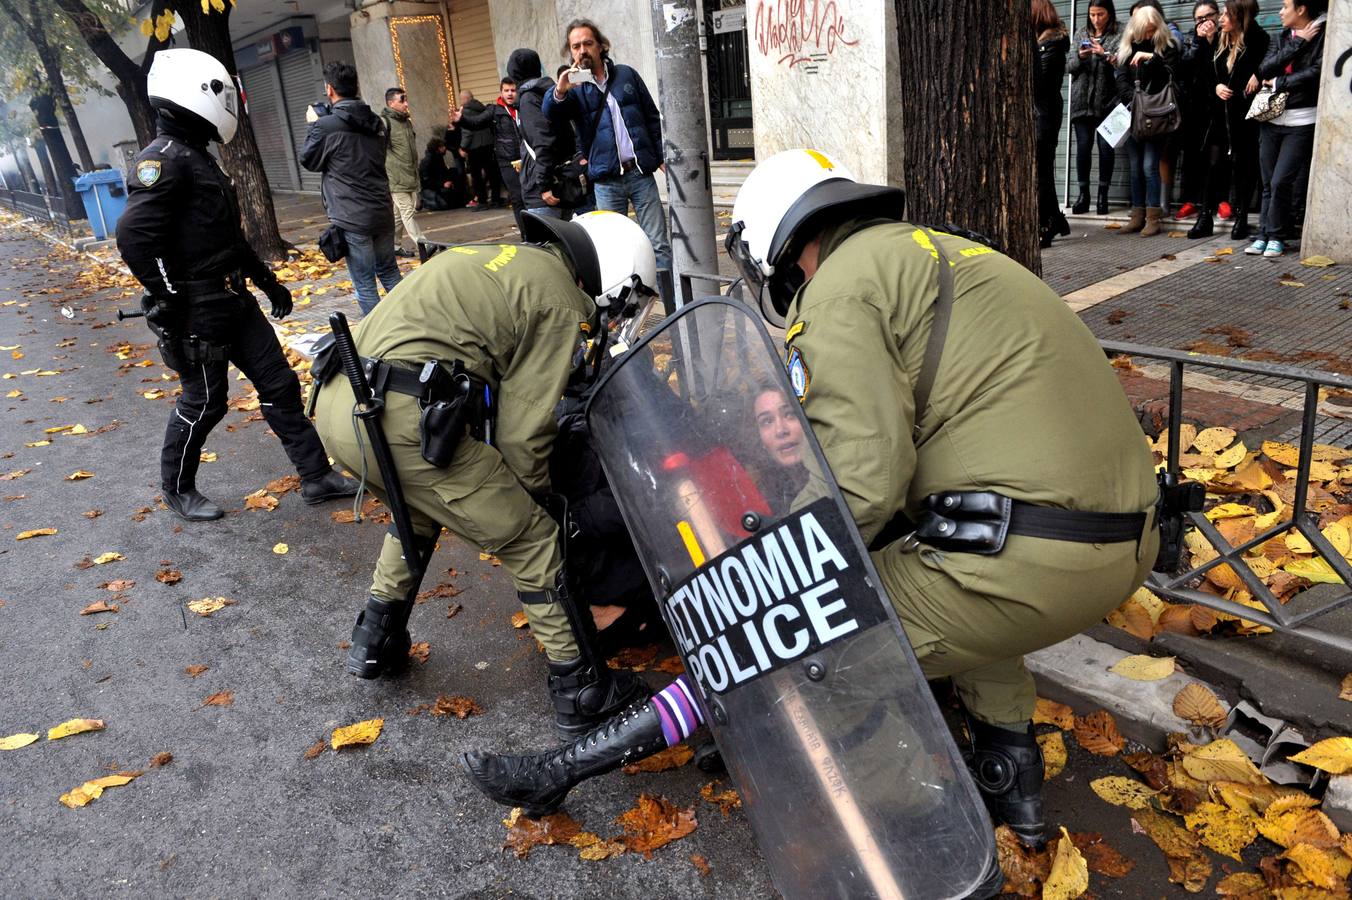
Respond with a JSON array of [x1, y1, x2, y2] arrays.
[[587, 299, 1000, 899]]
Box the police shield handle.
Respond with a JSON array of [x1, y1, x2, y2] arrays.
[[677, 478, 728, 563]]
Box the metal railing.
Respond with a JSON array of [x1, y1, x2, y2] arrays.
[[1103, 341, 1352, 653], [0, 188, 72, 227]]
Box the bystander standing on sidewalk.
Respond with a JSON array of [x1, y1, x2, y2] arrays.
[[1248, 0, 1325, 259], [456, 78, 527, 235], [1034, 0, 1071, 248], [1175, 2, 1221, 222], [301, 63, 401, 316], [545, 19, 671, 295], [1068, 1, 1122, 216], [508, 48, 578, 222], [380, 87, 425, 258], [1116, 5, 1180, 237], [456, 90, 502, 211]]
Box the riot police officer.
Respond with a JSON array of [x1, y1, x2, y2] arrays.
[[312, 210, 655, 735], [116, 49, 358, 521], [465, 150, 1160, 848]]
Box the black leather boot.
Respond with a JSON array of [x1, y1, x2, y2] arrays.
[[966, 719, 1046, 847], [163, 489, 224, 522], [548, 656, 651, 735], [1071, 186, 1090, 215], [1187, 211, 1214, 239], [1230, 212, 1250, 241], [462, 699, 664, 816], [1096, 185, 1110, 215], [346, 596, 412, 679], [301, 468, 360, 505]]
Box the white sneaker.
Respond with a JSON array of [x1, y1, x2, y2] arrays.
[[1244, 239, 1267, 256], [1262, 240, 1285, 258]]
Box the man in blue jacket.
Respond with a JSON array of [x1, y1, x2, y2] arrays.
[[544, 19, 671, 291]]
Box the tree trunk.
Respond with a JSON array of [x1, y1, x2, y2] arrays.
[[893, 1, 1040, 274], [177, 4, 288, 261], [6, 138, 39, 191], [1, 0, 98, 172], [29, 90, 84, 218], [52, 0, 168, 147]]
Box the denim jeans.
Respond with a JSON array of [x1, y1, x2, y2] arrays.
[[343, 228, 401, 316], [1125, 136, 1164, 208], [593, 168, 671, 271], [524, 205, 572, 221], [1257, 122, 1315, 242]]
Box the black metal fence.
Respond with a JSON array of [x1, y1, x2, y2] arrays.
[[0, 188, 73, 228]]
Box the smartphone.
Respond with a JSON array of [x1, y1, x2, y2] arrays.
[[570, 67, 596, 85], [1080, 39, 1094, 48]]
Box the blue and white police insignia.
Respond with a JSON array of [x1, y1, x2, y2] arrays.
[[135, 159, 162, 187], [786, 346, 810, 401]]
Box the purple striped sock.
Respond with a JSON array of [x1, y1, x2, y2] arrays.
[[650, 674, 704, 747]]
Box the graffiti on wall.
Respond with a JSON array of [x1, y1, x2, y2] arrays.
[[754, 0, 859, 71], [1338, 47, 1352, 97]]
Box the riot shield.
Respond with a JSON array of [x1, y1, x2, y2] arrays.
[[587, 299, 1000, 899]]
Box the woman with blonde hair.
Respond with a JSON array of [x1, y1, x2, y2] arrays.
[[1114, 5, 1180, 236]]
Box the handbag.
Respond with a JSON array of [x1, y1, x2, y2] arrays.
[[317, 224, 347, 263], [518, 135, 589, 209], [1246, 86, 1288, 123], [1130, 75, 1182, 140]]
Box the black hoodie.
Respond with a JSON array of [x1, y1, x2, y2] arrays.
[[300, 97, 394, 235], [507, 48, 577, 208]]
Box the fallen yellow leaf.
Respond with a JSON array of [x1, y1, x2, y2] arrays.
[[1300, 255, 1335, 268], [92, 552, 123, 565], [1287, 736, 1352, 774], [1090, 775, 1158, 809], [47, 718, 106, 741], [273, 543, 289, 555], [331, 718, 383, 750], [1043, 826, 1089, 900], [1211, 442, 1247, 470], [1281, 842, 1350, 889], [16, 528, 57, 540], [1283, 558, 1344, 585], [1182, 801, 1257, 860], [1172, 683, 1228, 728], [1206, 503, 1257, 522], [44, 424, 76, 434], [0, 732, 39, 750], [1180, 738, 1266, 784], [1033, 697, 1076, 730], [1108, 654, 1176, 681], [59, 772, 137, 809], [65, 471, 95, 481], [1192, 427, 1237, 454], [187, 596, 236, 616], [1039, 731, 1068, 780]]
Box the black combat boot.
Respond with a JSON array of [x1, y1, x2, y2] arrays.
[[1071, 185, 1090, 215], [346, 596, 412, 679], [462, 699, 665, 816], [1096, 185, 1110, 216], [966, 719, 1046, 848], [301, 468, 360, 505], [1187, 210, 1214, 239], [548, 656, 651, 735], [1230, 212, 1250, 241], [163, 488, 224, 522]]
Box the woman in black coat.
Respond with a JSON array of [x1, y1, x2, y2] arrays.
[[1187, 0, 1269, 239], [1033, 0, 1071, 248]]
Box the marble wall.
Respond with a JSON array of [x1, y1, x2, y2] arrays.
[[747, 0, 903, 185], [350, 1, 453, 152], [1302, 0, 1351, 261], [487, 0, 659, 92]]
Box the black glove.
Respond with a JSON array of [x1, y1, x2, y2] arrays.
[[262, 281, 292, 320], [141, 293, 183, 335]]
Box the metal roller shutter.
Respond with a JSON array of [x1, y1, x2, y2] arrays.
[[240, 64, 300, 192], [279, 48, 324, 192], [447, 0, 501, 104]]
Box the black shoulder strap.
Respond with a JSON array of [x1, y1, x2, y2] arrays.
[[913, 239, 954, 442]]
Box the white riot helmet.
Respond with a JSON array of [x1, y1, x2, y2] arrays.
[[521, 210, 657, 309], [726, 148, 904, 325], [147, 49, 241, 144]]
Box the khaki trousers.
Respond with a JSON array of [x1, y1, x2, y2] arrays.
[[391, 191, 424, 248]]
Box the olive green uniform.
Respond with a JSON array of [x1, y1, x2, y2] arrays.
[[787, 222, 1158, 728], [315, 242, 596, 660]]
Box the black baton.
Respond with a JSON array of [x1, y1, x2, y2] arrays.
[[329, 312, 432, 587], [117, 309, 146, 321]]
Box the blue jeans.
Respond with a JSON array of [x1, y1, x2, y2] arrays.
[[343, 228, 401, 316], [593, 169, 671, 271], [1125, 136, 1164, 208], [524, 205, 572, 221]]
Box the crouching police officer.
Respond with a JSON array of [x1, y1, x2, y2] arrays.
[[312, 210, 655, 734], [465, 150, 1159, 846], [116, 49, 358, 522]]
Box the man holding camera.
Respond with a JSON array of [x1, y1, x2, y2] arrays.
[[301, 62, 402, 315]]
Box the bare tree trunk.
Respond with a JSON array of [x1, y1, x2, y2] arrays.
[[52, 0, 169, 147], [893, 0, 1041, 274], [6, 138, 39, 191], [29, 90, 84, 218], [177, 4, 288, 261]]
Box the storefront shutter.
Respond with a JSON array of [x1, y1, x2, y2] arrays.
[[279, 48, 325, 192], [240, 64, 300, 192], [447, 0, 501, 104]]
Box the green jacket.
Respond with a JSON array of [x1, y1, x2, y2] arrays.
[[353, 242, 596, 493], [786, 220, 1157, 549], [380, 107, 420, 192]]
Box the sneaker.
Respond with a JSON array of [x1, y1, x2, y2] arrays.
[[465, 200, 480, 209], [394, 247, 417, 259], [1262, 240, 1285, 258], [1176, 202, 1199, 219], [1218, 201, 1233, 220], [1244, 239, 1268, 256]]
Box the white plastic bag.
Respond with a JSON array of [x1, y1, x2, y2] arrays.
[[1096, 102, 1132, 149]]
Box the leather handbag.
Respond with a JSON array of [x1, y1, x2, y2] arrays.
[[317, 224, 347, 263], [1246, 86, 1289, 123], [1130, 75, 1183, 140]]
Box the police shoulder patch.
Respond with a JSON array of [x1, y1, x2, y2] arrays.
[[784, 321, 806, 345], [786, 346, 810, 401], [135, 159, 162, 187]]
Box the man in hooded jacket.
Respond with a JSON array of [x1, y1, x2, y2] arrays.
[[301, 62, 401, 315], [506, 49, 577, 220]]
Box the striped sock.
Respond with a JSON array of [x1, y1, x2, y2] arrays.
[[649, 674, 704, 747]]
